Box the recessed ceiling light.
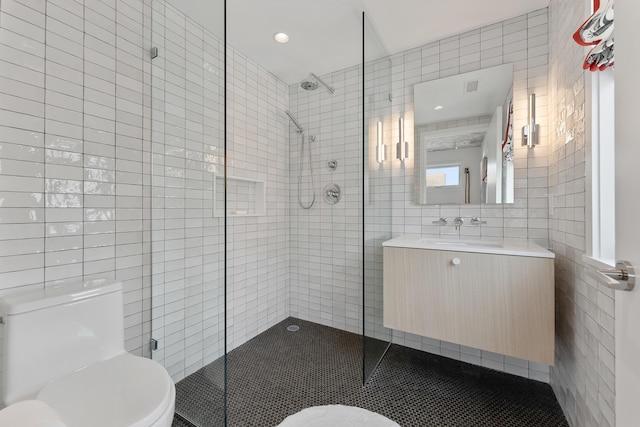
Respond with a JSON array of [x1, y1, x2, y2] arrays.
[[273, 32, 289, 43], [434, 105, 445, 111]]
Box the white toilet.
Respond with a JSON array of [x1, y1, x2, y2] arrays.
[[0, 279, 175, 427]]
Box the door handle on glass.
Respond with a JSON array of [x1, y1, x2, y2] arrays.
[[595, 261, 636, 291]]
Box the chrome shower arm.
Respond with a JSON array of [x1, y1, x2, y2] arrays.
[[309, 73, 335, 95], [285, 110, 304, 134]]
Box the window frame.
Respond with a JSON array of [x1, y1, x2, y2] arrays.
[[586, 67, 615, 266]]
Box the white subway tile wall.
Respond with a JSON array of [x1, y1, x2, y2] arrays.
[[225, 46, 290, 351], [0, 0, 151, 363], [149, 2, 289, 383], [0, 2, 608, 424], [548, 0, 615, 425], [288, 66, 363, 334], [289, 9, 552, 382]]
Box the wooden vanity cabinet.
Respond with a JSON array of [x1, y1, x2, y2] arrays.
[[383, 247, 554, 365]]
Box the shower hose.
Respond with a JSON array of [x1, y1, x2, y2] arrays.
[[298, 133, 316, 209]]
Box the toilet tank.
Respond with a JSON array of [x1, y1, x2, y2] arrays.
[[0, 279, 125, 406]]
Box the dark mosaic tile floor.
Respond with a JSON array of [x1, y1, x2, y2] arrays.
[[173, 317, 568, 427]]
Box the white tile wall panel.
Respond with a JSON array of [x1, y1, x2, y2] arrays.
[[0, 0, 149, 360], [289, 9, 551, 382], [547, 0, 615, 425], [149, 2, 289, 382], [0, 3, 597, 421]]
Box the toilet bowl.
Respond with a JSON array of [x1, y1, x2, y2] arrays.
[[0, 279, 175, 427]]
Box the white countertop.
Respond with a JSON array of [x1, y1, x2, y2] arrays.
[[382, 235, 555, 259]]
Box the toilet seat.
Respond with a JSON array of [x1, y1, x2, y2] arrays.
[[37, 353, 175, 427]]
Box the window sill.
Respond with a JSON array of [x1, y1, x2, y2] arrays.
[[582, 254, 615, 270]]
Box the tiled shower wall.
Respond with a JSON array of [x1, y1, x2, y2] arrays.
[[150, 2, 290, 382], [0, 0, 153, 362], [290, 10, 552, 381], [548, 0, 615, 425], [149, 1, 226, 381], [288, 67, 363, 334], [0, 0, 289, 386], [287, 54, 393, 342], [225, 40, 290, 353]]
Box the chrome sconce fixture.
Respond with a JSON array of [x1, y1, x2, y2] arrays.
[[376, 121, 386, 163], [522, 93, 538, 148], [396, 116, 409, 161]]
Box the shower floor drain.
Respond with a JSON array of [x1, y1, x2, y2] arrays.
[[287, 325, 300, 332]]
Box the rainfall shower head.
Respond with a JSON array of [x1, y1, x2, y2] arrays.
[[301, 73, 335, 95], [300, 79, 319, 91]]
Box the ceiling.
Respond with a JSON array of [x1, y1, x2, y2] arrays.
[[414, 64, 513, 126], [170, 0, 550, 85]]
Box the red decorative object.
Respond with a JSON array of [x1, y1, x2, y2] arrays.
[[572, 0, 614, 71]]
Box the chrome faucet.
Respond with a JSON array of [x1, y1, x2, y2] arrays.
[[453, 217, 464, 230], [432, 217, 448, 225], [470, 217, 487, 226]]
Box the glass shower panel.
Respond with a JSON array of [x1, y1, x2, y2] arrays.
[[150, 1, 226, 425], [363, 12, 393, 384]]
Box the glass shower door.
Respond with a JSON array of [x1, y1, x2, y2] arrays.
[[150, 1, 226, 425], [362, 12, 393, 384]]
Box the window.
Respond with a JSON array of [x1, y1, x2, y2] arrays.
[[426, 165, 460, 187], [589, 68, 615, 265]]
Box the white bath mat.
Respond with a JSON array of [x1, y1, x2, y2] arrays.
[[276, 405, 400, 427]]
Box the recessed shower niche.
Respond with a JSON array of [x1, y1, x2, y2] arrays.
[[213, 175, 266, 217]]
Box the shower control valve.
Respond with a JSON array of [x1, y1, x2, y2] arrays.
[[323, 183, 341, 205]]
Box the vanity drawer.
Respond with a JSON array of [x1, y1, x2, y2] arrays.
[[383, 247, 554, 365]]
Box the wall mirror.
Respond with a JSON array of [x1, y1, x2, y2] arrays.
[[414, 64, 514, 205]]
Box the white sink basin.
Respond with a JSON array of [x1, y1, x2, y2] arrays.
[[383, 236, 554, 258]]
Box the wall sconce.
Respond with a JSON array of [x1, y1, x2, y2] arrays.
[[396, 116, 409, 161], [376, 121, 386, 163], [522, 93, 538, 148]]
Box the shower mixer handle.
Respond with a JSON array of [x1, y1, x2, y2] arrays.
[[323, 184, 341, 205]]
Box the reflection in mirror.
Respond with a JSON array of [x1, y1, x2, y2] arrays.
[[414, 64, 514, 205]]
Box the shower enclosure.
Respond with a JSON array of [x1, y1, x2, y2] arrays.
[[149, 1, 392, 424], [150, 1, 227, 424], [362, 13, 393, 384]]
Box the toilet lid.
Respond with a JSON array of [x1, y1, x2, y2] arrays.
[[0, 400, 68, 427], [37, 353, 174, 427]]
